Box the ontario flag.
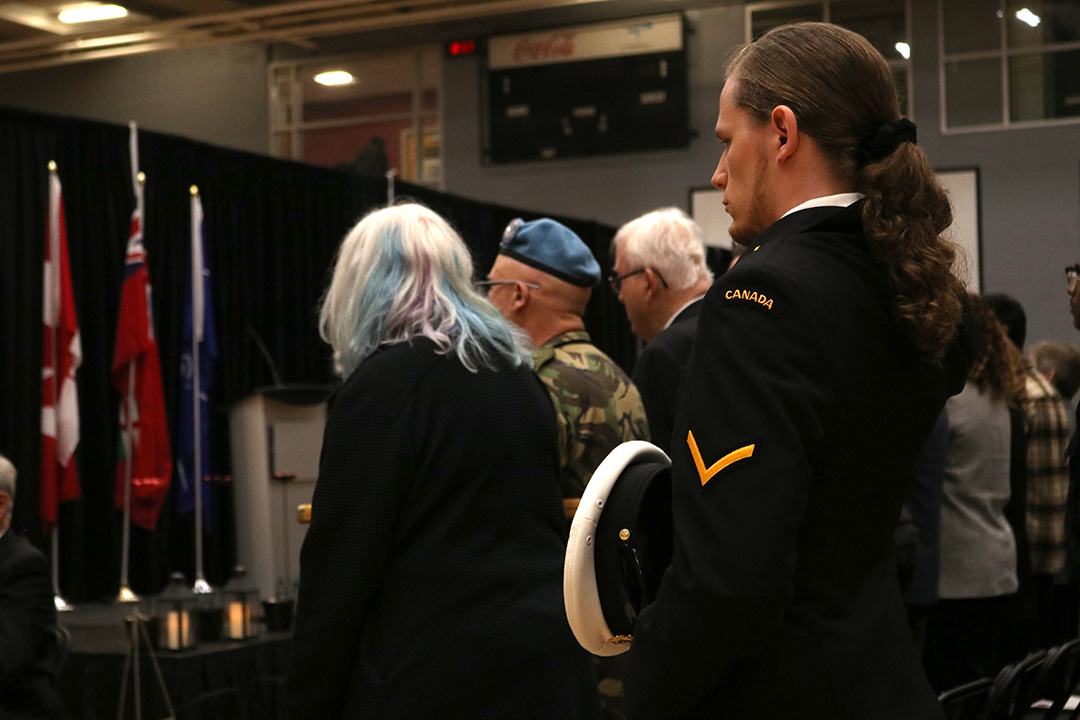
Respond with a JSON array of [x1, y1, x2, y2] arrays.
[[112, 148, 172, 531], [41, 165, 82, 532], [177, 190, 216, 525]]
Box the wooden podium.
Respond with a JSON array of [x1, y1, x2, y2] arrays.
[[228, 385, 331, 601]]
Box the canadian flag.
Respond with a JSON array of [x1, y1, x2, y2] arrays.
[[41, 167, 82, 532]]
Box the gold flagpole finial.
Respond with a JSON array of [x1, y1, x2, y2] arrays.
[[137, 172, 145, 184], [48, 160, 57, 172], [190, 185, 199, 196]]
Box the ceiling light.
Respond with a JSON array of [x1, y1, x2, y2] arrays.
[[895, 42, 910, 59], [1015, 8, 1041, 27], [314, 70, 354, 86], [58, 3, 128, 23]]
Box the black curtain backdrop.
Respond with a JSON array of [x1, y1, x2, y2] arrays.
[[0, 106, 634, 602]]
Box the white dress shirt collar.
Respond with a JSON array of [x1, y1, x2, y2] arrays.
[[780, 192, 865, 219], [662, 295, 707, 332]]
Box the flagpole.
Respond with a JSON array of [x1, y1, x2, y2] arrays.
[[191, 186, 210, 595], [48, 160, 73, 614], [117, 144, 143, 604], [118, 361, 138, 603]]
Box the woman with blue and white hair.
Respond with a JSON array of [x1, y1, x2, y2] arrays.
[[287, 203, 601, 719]]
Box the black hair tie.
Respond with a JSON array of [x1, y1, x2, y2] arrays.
[[858, 118, 917, 165]]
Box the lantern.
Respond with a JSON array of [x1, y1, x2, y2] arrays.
[[222, 565, 259, 640], [154, 572, 198, 651]]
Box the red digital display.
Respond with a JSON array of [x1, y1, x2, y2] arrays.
[[447, 40, 477, 56]]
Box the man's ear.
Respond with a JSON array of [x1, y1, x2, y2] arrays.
[[644, 268, 664, 299], [511, 281, 531, 312], [771, 105, 799, 161]]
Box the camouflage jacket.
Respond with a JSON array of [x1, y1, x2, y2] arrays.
[[534, 330, 649, 498]]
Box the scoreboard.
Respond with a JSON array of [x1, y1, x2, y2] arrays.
[[485, 15, 690, 164]]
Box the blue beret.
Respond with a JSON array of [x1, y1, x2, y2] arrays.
[[500, 218, 601, 288]]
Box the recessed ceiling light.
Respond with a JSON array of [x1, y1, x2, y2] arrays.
[[1015, 8, 1041, 27], [58, 3, 129, 24], [895, 42, 911, 59], [314, 70, 355, 86]]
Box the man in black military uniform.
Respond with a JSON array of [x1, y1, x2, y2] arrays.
[[623, 23, 975, 719]]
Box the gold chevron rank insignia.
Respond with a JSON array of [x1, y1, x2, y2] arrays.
[[687, 431, 755, 487]]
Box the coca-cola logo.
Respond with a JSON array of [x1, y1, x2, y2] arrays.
[[512, 32, 577, 63]]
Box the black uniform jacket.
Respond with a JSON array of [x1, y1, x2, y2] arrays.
[[624, 203, 974, 719], [632, 299, 704, 455], [286, 338, 601, 720], [0, 531, 60, 719]]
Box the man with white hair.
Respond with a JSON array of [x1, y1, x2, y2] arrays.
[[0, 452, 62, 719], [612, 208, 713, 453]]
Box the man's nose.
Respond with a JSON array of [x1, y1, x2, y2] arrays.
[[712, 160, 727, 190]]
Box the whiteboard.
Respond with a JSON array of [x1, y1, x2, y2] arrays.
[[936, 168, 981, 292], [689, 186, 732, 250], [689, 168, 981, 290]]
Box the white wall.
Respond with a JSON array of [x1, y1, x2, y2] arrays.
[[0, 42, 269, 155]]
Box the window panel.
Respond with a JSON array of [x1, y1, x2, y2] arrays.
[[1009, 49, 1080, 120], [940, 0, 1080, 129], [946, 59, 1003, 126], [1007, 0, 1080, 47], [943, 0, 1002, 53]]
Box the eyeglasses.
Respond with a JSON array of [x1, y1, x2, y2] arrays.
[[607, 268, 668, 294], [474, 279, 540, 296], [1067, 265, 1080, 290]]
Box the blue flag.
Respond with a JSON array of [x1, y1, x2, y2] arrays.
[[177, 192, 217, 525]]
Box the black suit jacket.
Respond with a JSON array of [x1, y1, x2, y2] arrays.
[[624, 204, 975, 719], [902, 407, 948, 607], [632, 299, 704, 455], [0, 531, 61, 719], [286, 339, 601, 719]]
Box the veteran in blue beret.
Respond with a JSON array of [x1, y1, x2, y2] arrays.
[[479, 218, 649, 498]]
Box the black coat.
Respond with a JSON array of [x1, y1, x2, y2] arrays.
[[0, 531, 60, 719], [286, 339, 601, 720], [624, 203, 975, 719], [901, 407, 948, 607], [632, 299, 704, 455]]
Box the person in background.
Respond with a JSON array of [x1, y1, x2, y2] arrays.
[[0, 452, 62, 720], [482, 218, 649, 498], [1032, 337, 1080, 645], [1030, 341, 1080, 409], [623, 22, 974, 720], [286, 203, 601, 720], [986, 293, 1069, 651], [1061, 261, 1080, 644], [924, 294, 1028, 692], [611, 208, 713, 455]]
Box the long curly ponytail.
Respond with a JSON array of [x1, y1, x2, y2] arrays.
[[859, 143, 965, 359]]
